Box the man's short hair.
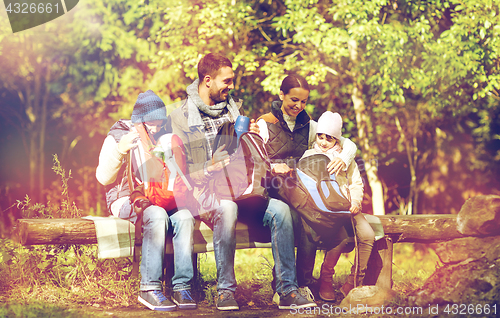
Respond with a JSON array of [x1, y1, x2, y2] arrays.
[[198, 53, 233, 81]]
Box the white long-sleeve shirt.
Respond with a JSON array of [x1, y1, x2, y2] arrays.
[[257, 118, 357, 170]]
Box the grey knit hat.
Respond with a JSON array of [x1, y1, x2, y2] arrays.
[[131, 90, 167, 123]]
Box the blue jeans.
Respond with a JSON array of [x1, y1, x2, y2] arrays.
[[119, 203, 195, 291], [212, 198, 297, 296]]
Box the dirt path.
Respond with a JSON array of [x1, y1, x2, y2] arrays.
[[81, 303, 326, 318]]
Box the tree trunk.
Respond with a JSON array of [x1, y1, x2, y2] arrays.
[[349, 39, 386, 215], [352, 87, 385, 215], [29, 132, 38, 202], [39, 67, 51, 197], [395, 111, 421, 215], [364, 155, 385, 215]]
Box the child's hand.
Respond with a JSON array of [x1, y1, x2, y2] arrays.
[[272, 163, 292, 175], [118, 131, 139, 153], [327, 157, 346, 175], [249, 119, 260, 135], [350, 202, 361, 215]]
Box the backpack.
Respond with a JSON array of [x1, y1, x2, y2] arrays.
[[129, 123, 192, 212], [278, 153, 352, 245], [201, 122, 270, 214]]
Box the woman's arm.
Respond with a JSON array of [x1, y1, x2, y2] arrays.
[[337, 137, 357, 170], [256, 118, 269, 143]]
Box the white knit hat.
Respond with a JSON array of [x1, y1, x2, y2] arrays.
[[317, 111, 342, 140]]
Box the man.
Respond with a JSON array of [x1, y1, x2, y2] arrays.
[[96, 90, 196, 311], [167, 53, 317, 311]]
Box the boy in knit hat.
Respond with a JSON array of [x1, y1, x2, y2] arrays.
[[96, 90, 196, 311], [300, 111, 375, 301]]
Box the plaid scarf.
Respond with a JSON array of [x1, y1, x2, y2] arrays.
[[186, 79, 240, 157], [200, 109, 232, 156]]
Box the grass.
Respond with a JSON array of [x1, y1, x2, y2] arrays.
[[0, 239, 440, 314], [196, 242, 441, 307], [0, 302, 96, 318]]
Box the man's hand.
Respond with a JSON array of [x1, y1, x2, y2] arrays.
[[118, 131, 139, 153], [272, 163, 292, 175], [249, 118, 260, 135], [207, 144, 230, 173], [327, 157, 346, 175], [350, 202, 361, 215]]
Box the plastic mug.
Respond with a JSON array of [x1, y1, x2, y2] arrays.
[[234, 115, 250, 143]]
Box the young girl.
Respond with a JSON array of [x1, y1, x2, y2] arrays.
[[301, 111, 375, 301]]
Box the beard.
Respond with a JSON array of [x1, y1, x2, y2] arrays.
[[209, 83, 229, 104]]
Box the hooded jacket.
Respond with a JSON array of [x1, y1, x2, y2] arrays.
[[96, 119, 169, 215]]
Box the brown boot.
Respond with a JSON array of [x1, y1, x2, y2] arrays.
[[318, 279, 336, 302], [340, 282, 354, 297]]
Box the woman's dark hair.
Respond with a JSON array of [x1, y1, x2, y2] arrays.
[[198, 53, 233, 80], [280, 74, 310, 94]]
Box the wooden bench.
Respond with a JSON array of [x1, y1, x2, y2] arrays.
[[14, 215, 464, 289]]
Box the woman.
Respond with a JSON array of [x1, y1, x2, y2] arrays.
[[256, 74, 358, 299], [257, 74, 356, 176]]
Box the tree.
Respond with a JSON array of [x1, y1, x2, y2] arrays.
[[0, 0, 161, 202], [0, 14, 77, 201], [261, 0, 500, 215]]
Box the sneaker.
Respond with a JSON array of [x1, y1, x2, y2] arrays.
[[273, 286, 315, 305], [216, 290, 239, 311], [279, 289, 317, 309], [172, 289, 197, 310], [299, 286, 315, 302], [138, 290, 176, 311], [272, 292, 280, 305]]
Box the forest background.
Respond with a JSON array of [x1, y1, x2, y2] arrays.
[[0, 0, 499, 236]]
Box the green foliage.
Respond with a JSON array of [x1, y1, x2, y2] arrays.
[[50, 155, 81, 218], [262, 0, 500, 214], [0, 238, 138, 308], [16, 155, 81, 219], [0, 0, 498, 251]]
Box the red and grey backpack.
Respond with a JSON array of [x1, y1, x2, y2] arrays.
[[128, 123, 192, 212]]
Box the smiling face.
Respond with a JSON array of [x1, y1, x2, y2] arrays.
[[279, 87, 309, 117], [316, 133, 337, 153], [208, 66, 235, 104]]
